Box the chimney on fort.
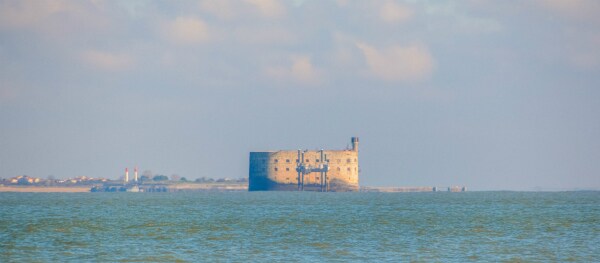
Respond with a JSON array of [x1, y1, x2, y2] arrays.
[[351, 137, 359, 152]]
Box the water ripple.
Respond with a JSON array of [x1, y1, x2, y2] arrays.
[[0, 191, 598, 262]]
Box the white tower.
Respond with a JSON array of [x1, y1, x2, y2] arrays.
[[124, 168, 129, 183], [134, 167, 138, 182]]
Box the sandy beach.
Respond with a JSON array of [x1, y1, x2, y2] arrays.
[[0, 186, 90, 193]]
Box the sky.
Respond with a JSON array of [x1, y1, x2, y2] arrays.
[[1, 0, 599, 190]]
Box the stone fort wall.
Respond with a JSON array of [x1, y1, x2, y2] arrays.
[[249, 138, 359, 192]]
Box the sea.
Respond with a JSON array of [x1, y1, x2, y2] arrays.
[[1, 191, 598, 262]]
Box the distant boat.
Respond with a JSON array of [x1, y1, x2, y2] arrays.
[[126, 185, 140, 192]]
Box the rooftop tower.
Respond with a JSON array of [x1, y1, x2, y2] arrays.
[[351, 137, 359, 152]]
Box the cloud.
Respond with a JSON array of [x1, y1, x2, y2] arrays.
[[330, 32, 363, 71], [422, 1, 503, 34], [535, 0, 600, 21], [199, 0, 237, 20], [266, 55, 320, 84], [380, 1, 413, 23], [0, 0, 111, 37], [528, 1, 600, 69], [163, 17, 210, 45], [244, 0, 286, 18], [569, 52, 600, 69], [565, 31, 600, 69], [289, 56, 319, 82], [0, 85, 19, 101], [233, 25, 296, 45], [81, 50, 134, 71], [199, 0, 286, 20], [356, 42, 434, 82], [0, 0, 69, 28], [335, 0, 349, 7]]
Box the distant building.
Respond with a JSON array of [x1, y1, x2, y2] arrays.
[[249, 137, 360, 192], [9, 175, 40, 184]]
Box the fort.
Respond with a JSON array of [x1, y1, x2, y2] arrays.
[[249, 137, 359, 192]]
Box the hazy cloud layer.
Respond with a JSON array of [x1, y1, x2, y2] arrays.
[[244, 0, 286, 18], [266, 55, 321, 84], [81, 50, 134, 71], [1, 0, 599, 190], [163, 16, 211, 45], [357, 42, 434, 81], [380, 1, 413, 23]]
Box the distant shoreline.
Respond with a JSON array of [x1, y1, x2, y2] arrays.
[[0, 186, 90, 192], [0, 183, 250, 193], [2, 185, 595, 193]]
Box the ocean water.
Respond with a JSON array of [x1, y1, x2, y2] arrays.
[[1, 192, 598, 262]]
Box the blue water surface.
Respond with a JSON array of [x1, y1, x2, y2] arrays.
[[1, 191, 599, 262]]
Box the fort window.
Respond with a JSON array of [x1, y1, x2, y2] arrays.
[[347, 167, 350, 171], [286, 159, 290, 163], [337, 167, 341, 171], [274, 167, 278, 171], [306, 159, 310, 162], [354, 159, 357, 162], [316, 159, 320, 162], [275, 159, 278, 163], [286, 168, 289, 171], [347, 159, 351, 163]]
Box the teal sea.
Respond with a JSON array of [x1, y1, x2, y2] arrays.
[[1, 192, 599, 262]]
